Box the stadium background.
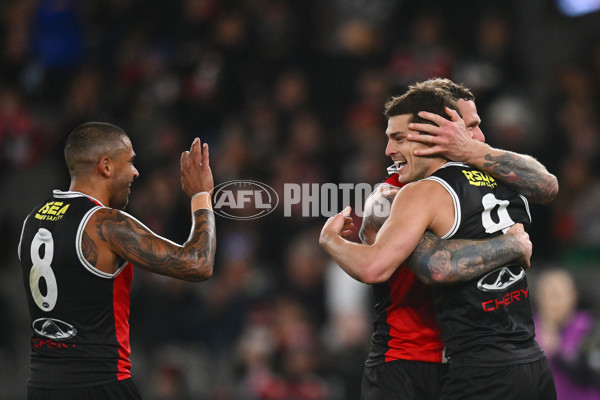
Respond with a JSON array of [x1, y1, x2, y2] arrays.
[[1, 0, 600, 398]]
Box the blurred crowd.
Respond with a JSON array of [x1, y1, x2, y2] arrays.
[[1, 0, 600, 399]]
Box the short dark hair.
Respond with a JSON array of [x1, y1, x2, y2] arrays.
[[414, 77, 475, 102], [64, 122, 129, 177], [384, 84, 459, 127]]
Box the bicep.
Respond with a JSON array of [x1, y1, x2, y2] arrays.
[[372, 184, 435, 274], [360, 186, 399, 244], [91, 209, 182, 270]]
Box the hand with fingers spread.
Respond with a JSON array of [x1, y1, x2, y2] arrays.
[[406, 106, 482, 162], [181, 137, 214, 197]]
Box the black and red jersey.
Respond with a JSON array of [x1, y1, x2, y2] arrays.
[[365, 171, 445, 367], [426, 162, 543, 367], [18, 190, 132, 388]]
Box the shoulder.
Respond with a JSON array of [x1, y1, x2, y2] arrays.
[[90, 207, 138, 220], [397, 179, 449, 199], [390, 179, 453, 220], [85, 208, 143, 237]]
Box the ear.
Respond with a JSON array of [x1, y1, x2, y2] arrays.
[[97, 155, 113, 178]]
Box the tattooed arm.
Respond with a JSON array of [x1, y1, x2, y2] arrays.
[[81, 137, 216, 281], [407, 109, 558, 204], [460, 146, 558, 204], [406, 227, 530, 286], [84, 207, 215, 282], [359, 185, 531, 286]]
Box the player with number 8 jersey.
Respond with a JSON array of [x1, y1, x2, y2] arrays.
[[18, 122, 216, 400], [19, 191, 132, 387], [19, 191, 134, 388]]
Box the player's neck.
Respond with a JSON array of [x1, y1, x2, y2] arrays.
[[69, 178, 110, 207], [424, 158, 448, 178]]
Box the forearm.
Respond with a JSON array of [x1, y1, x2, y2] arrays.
[[97, 208, 215, 282], [131, 209, 215, 282], [406, 231, 523, 286], [320, 233, 394, 284], [181, 208, 215, 281], [465, 143, 558, 204], [136, 208, 215, 282]]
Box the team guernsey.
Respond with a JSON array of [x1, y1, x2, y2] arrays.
[[425, 162, 544, 368], [18, 190, 133, 388], [365, 170, 444, 367]]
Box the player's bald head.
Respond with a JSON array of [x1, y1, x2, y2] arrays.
[[64, 122, 130, 177]]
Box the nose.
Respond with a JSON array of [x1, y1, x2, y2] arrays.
[[385, 139, 395, 157], [472, 128, 485, 143], [133, 166, 140, 180]]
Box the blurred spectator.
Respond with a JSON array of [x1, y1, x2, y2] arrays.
[[323, 261, 371, 399], [28, 0, 85, 103], [387, 12, 454, 91], [235, 296, 341, 400], [453, 11, 525, 111], [533, 268, 600, 399], [281, 228, 329, 327], [3, 1, 600, 398], [0, 85, 47, 171]]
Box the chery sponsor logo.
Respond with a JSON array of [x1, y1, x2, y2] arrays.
[[33, 317, 78, 340], [477, 265, 529, 313], [213, 180, 279, 220], [477, 265, 525, 292]]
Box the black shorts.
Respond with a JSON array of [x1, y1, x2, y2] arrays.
[[439, 357, 557, 400], [28, 378, 142, 400], [361, 359, 448, 400]]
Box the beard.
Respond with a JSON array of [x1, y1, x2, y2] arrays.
[[109, 179, 130, 210]]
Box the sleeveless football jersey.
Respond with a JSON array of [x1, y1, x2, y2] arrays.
[[365, 171, 444, 366], [425, 162, 544, 367], [18, 190, 133, 388]]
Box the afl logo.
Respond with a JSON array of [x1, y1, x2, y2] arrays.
[[33, 318, 78, 340], [477, 265, 525, 292], [212, 180, 279, 220]]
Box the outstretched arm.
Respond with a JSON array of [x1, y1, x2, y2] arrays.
[[407, 108, 558, 204]]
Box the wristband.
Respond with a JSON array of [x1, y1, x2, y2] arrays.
[[191, 191, 212, 211], [192, 191, 211, 200]]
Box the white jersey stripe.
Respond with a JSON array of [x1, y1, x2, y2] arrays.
[[423, 176, 461, 239]]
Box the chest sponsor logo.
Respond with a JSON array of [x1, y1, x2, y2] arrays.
[[478, 265, 529, 312], [477, 265, 525, 292], [462, 170, 497, 189], [33, 318, 77, 340], [35, 202, 70, 221], [481, 287, 529, 312]]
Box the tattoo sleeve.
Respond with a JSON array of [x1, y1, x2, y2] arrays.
[[359, 188, 398, 244], [406, 231, 522, 286], [81, 230, 98, 267], [479, 151, 558, 204], [96, 208, 215, 281], [361, 185, 525, 285]]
